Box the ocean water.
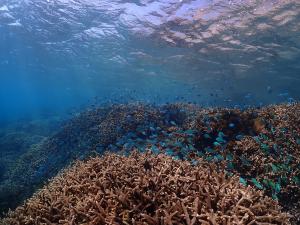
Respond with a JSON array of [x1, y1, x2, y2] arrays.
[[0, 0, 300, 223], [0, 0, 299, 122]]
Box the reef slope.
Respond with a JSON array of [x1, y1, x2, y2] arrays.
[[0, 103, 299, 223]]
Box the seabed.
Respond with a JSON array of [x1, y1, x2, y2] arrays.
[[0, 102, 299, 224]]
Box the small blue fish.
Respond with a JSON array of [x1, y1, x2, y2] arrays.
[[150, 134, 157, 139], [174, 141, 183, 147], [216, 137, 226, 144], [191, 159, 198, 166], [151, 145, 160, 154], [159, 141, 166, 147], [214, 154, 224, 161], [172, 156, 180, 160], [244, 93, 252, 99], [109, 144, 118, 151], [288, 97, 295, 103], [213, 141, 221, 147], [226, 153, 233, 160], [218, 132, 225, 137], [205, 147, 214, 153], [162, 131, 168, 135], [170, 121, 177, 126], [253, 136, 260, 143], [278, 92, 289, 97], [240, 177, 247, 186], [188, 144, 195, 151], [185, 129, 195, 135], [165, 148, 173, 156], [149, 127, 156, 132], [235, 135, 244, 140], [204, 134, 211, 139], [116, 126, 123, 132], [127, 133, 137, 139], [136, 138, 144, 142], [147, 139, 157, 144], [228, 123, 235, 128], [267, 86, 272, 93]]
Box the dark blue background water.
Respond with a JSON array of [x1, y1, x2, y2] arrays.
[[0, 0, 300, 122]]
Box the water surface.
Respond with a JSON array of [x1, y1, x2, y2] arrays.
[[0, 0, 299, 120]]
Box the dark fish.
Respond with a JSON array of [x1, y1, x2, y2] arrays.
[[267, 86, 272, 93], [143, 160, 152, 171]]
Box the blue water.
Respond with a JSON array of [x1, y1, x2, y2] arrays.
[[0, 0, 300, 219], [0, 0, 300, 121]]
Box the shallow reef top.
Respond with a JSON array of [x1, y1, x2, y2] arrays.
[[0, 102, 299, 224], [1, 152, 291, 225]]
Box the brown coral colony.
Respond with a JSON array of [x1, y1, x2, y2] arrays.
[[3, 152, 290, 225]]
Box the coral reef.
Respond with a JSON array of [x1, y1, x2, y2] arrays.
[[0, 104, 163, 213], [189, 104, 300, 224], [0, 116, 63, 213], [1, 152, 290, 225], [0, 103, 299, 223]]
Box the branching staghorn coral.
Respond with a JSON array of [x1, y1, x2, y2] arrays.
[[189, 103, 300, 224], [1, 151, 290, 225]]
